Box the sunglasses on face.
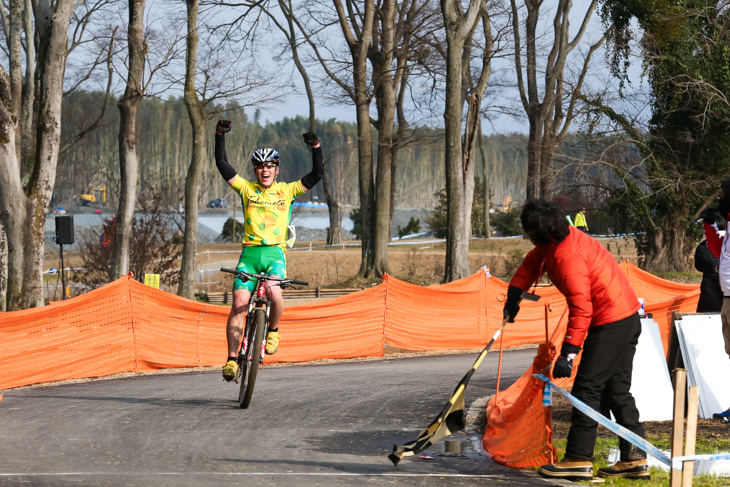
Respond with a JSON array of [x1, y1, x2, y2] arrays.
[[253, 162, 279, 169]]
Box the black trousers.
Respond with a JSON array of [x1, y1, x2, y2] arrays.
[[565, 313, 646, 461]]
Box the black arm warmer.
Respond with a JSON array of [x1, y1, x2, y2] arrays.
[[301, 146, 324, 190], [215, 133, 238, 181]]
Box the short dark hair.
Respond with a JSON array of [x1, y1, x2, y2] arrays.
[[520, 199, 571, 246]]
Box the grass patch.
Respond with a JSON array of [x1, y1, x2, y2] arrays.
[[653, 271, 703, 284], [548, 438, 729, 486]]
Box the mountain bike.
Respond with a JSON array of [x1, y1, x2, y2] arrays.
[[220, 267, 308, 408]]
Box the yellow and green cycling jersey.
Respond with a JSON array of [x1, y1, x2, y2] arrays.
[[230, 175, 305, 249]]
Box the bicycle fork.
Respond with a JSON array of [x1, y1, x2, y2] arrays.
[[239, 336, 265, 363], [240, 307, 269, 364]]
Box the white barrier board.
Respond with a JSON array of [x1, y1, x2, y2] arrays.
[[676, 314, 730, 419], [629, 318, 674, 422]]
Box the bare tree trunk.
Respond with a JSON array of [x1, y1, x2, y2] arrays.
[[322, 174, 342, 245], [388, 150, 397, 240], [8, 0, 22, 148], [443, 73, 471, 280], [178, 0, 207, 299], [539, 131, 556, 198], [12, 0, 74, 309], [0, 75, 26, 309], [21, 0, 35, 167], [370, 126, 394, 276], [355, 103, 375, 275], [478, 119, 490, 239], [641, 196, 692, 272], [113, 0, 147, 278], [442, 0, 489, 282], [0, 221, 6, 311], [367, 0, 397, 278], [526, 119, 542, 199]]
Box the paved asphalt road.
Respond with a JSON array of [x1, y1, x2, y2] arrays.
[[0, 350, 574, 487]]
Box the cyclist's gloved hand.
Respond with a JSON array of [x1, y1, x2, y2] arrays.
[[503, 285, 523, 323], [302, 132, 319, 147], [216, 120, 232, 135], [552, 343, 581, 379]]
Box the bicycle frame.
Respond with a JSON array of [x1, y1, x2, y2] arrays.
[[241, 277, 271, 367], [249, 276, 271, 322], [220, 268, 307, 408]]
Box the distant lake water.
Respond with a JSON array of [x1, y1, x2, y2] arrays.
[[198, 213, 353, 235], [45, 210, 354, 238], [44, 206, 429, 241]]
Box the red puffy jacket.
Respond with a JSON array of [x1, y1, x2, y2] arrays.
[[509, 227, 640, 348]]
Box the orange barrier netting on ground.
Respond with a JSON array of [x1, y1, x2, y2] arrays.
[[481, 261, 701, 468], [0, 262, 699, 394]]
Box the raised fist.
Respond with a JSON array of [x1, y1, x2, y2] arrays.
[[216, 120, 232, 135], [302, 132, 319, 147]]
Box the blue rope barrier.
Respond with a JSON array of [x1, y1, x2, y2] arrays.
[[535, 374, 730, 472]]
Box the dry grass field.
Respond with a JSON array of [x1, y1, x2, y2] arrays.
[[196, 234, 643, 293], [50, 234, 694, 301]]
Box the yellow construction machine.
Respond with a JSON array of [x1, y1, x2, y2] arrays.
[[79, 186, 107, 206], [497, 195, 513, 213]]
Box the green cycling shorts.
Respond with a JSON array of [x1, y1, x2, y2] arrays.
[[233, 245, 287, 293]]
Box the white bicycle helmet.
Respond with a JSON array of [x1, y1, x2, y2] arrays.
[[251, 148, 280, 166]]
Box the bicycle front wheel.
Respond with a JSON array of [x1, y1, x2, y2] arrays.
[[239, 308, 266, 408]]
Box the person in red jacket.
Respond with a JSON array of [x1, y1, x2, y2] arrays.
[[503, 199, 647, 481]]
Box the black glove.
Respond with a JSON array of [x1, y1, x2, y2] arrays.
[[503, 285, 523, 323], [302, 132, 319, 147], [700, 207, 717, 224], [216, 120, 232, 135], [552, 343, 581, 379]]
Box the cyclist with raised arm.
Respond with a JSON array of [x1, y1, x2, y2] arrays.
[[214, 120, 324, 381]]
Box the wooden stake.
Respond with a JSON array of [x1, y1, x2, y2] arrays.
[[682, 385, 699, 487], [670, 368, 687, 487]]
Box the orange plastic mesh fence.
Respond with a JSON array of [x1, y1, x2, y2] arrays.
[[620, 262, 700, 355], [484, 364, 556, 467], [271, 283, 387, 364], [483, 314, 577, 467], [481, 261, 700, 468], [1, 262, 699, 398]]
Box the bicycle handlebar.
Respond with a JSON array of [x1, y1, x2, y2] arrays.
[[220, 267, 308, 287]]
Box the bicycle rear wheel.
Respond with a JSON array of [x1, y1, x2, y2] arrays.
[[239, 308, 266, 408]]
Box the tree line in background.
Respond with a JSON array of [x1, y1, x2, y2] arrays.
[[56, 93, 534, 211], [1, 0, 729, 311]]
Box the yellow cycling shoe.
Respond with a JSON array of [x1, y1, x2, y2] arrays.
[[222, 358, 238, 381], [265, 330, 280, 355]]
